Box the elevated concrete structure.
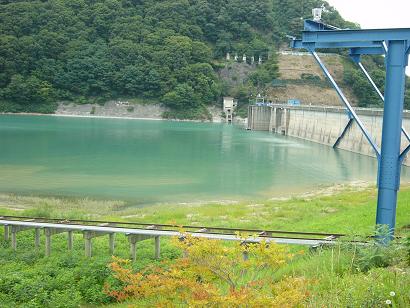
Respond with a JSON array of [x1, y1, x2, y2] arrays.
[[247, 104, 410, 166], [223, 97, 238, 123]]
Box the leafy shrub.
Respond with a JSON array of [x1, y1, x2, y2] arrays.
[[352, 227, 406, 272], [104, 235, 307, 307], [354, 244, 392, 272], [48, 287, 82, 308]]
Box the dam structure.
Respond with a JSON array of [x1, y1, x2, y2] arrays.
[[247, 104, 410, 166]]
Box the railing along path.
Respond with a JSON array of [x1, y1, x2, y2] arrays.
[[0, 215, 346, 261]]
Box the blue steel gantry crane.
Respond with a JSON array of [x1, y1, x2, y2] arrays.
[[291, 19, 410, 240]]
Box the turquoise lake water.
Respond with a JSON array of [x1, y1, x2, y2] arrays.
[[0, 115, 401, 204]]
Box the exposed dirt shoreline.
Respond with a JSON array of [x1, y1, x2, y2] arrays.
[[1, 101, 248, 124], [1, 102, 248, 125], [0, 181, 378, 212]]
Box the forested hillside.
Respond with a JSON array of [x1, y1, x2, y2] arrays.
[[0, 0, 378, 117]]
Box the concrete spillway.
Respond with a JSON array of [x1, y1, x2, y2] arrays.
[[247, 104, 410, 166]]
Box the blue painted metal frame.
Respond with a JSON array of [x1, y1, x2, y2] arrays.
[[302, 28, 410, 43], [333, 118, 353, 148], [352, 58, 410, 143], [291, 39, 383, 50], [291, 20, 410, 238], [309, 51, 381, 157], [350, 47, 385, 56]]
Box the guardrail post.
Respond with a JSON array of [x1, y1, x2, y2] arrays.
[[155, 236, 160, 259]]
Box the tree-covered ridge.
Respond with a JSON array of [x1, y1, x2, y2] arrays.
[[0, 0, 353, 115]]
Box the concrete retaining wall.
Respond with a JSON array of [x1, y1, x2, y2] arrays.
[[247, 104, 410, 166]]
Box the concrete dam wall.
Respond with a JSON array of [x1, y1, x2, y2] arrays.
[[247, 104, 410, 166]]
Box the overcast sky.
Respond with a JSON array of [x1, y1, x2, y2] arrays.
[[326, 0, 410, 75], [326, 0, 410, 28]]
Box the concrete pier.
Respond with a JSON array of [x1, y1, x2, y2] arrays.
[[247, 104, 410, 166]]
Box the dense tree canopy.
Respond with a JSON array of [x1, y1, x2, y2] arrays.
[[0, 0, 363, 115]]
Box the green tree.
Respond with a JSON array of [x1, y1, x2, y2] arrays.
[[162, 83, 199, 109]]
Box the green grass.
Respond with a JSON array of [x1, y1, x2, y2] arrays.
[[0, 185, 409, 307], [1, 184, 408, 236]]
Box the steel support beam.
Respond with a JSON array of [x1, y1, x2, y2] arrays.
[[376, 40, 407, 236], [349, 47, 385, 55], [333, 118, 353, 148], [355, 61, 410, 143], [400, 143, 410, 163], [303, 28, 410, 43], [291, 39, 383, 50], [310, 51, 381, 157]]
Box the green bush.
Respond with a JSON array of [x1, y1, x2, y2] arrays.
[[162, 104, 212, 121]]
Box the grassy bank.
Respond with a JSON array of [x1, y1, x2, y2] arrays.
[[0, 185, 409, 307], [1, 183, 409, 235]]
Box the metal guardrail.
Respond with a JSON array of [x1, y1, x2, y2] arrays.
[[0, 216, 348, 260]]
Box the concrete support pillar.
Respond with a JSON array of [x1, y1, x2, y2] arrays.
[[285, 108, 291, 134], [4, 225, 9, 241], [128, 236, 138, 262], [109, 233, 115, 254], [35, 228, 41, 249], [276, 108, 282, 132], [11, 226, 17, 250], [84, 231, 92, 258], [67, 231, 73, 250], [155, 236, 160, 259], [45, 228, 51, 256], [272, 108, 277, 132], [283, 108, 288, 134]]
